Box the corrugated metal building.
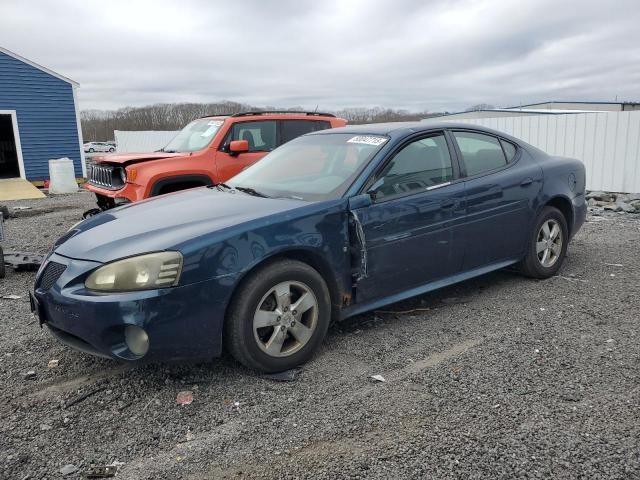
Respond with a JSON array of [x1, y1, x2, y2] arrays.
[[114, 130, 178, 153], [0, 46, 84, 181], [433, 101, 640, 121], [435, 108, 599, 120], [429, 111, 640, 194], [512, 101, 640, 112]]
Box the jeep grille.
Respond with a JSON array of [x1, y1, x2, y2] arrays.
[[89, 164, 122, 190]]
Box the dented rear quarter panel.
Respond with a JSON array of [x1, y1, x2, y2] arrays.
[[529, 150, 587, 236]]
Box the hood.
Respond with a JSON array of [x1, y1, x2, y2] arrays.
[[92, 151, 184, 166], [55, 188, 307, 262]]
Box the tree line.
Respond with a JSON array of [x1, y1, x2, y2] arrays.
[[80, 102, 443, 141]]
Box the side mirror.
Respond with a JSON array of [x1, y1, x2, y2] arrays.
[[348, 193, 373, 209], [229, 140, 249, 155], [366, 178, 385, 202]]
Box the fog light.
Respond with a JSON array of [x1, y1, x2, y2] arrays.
[[124, 325, 149, 356]]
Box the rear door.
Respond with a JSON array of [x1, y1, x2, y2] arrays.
[[351, 132, 466, 301], [216, 120, 278, 181], [449, 130, 543, 269]]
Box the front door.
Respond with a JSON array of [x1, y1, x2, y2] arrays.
[[216, 120, 277, 181], [351, 133, 466, 302]]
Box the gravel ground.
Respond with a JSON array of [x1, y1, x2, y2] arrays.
[[1, 191, 639, 479]]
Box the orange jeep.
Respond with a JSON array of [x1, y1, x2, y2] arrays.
[[85, 111, 346, 210]]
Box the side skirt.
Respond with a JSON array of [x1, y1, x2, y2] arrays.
[[340, 258, 519, 320]]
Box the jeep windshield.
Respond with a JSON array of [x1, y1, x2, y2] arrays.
[[162, 118, 224, 153], [227, 133, 388, 201]]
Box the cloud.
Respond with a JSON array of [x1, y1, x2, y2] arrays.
[[1, 0, 639, 112]]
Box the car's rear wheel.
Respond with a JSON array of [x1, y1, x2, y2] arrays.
[[88, 148, 94, 153], [518, 206, 568, 278], [224, 260, 331, 372]]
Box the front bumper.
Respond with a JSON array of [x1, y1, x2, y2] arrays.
[[84, 182, 145, 207], [32, 252, 238, 362]]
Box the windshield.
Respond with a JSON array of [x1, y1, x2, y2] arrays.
[[228, 133, 388, 201], [162, 118, 224, 153]]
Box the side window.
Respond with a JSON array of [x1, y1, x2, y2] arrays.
[[452, 131, 507, 176], [280, 120, 331, 145], [500, 139, 517, 162], [373, 134, 454, 200], [231, 121, 277, 152]]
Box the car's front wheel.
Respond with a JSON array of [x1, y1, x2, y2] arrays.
[[224, 260, 331, 372], [88, 148, 94, 153], [518, 206, 568, 278]]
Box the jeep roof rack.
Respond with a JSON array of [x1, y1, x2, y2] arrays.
[[230, 111, 336, 118]]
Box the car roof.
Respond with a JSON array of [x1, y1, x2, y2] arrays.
[[310, 121, 513, 138]]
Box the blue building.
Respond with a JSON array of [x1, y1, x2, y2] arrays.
[[0, 46, 84, 181]]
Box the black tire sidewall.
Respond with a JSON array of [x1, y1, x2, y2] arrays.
[[226, 261, 331, 372], [526, 207, 568, 278]]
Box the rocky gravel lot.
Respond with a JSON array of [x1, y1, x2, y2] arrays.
[[1, 191, 639, 479]]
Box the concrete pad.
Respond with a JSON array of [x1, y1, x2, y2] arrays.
[[0, 178, 46, 201]]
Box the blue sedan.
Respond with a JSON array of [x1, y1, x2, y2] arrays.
[[32, 122, 586, 372]]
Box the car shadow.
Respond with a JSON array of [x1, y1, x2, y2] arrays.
[[58, 268, 531, 382]]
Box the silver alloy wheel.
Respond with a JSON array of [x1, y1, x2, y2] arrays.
[[253, 281, 319, 358], [536, 219, 563, 268]]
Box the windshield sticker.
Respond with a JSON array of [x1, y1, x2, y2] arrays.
[[347, 135, 388, 146], [208, 121, 223, 127]]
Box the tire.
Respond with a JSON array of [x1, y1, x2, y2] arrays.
[[224, 259, 331, 372], [518, 206, 568, 279], [89, 148, 94, 153], [109, 148, 115, 152]]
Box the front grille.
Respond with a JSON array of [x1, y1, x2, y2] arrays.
[[89, 164, 122, 190], [37, 261, 66, 290]]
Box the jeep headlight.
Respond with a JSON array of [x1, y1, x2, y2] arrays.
[[85, 251, 183, 291]]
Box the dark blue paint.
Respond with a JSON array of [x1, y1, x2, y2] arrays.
[[461, 148, 543, 269], [352, 181, 467, 301], [35, 122, 586, 362], [0, 50, 82, 179]]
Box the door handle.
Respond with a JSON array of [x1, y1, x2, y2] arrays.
[[520, 178, 533, 187], [441, 199, 456, 209]]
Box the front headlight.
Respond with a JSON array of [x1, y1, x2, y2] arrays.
[[85, 251, 183, 292]]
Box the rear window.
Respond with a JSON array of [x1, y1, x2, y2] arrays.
[[280, 120, 331, 144]]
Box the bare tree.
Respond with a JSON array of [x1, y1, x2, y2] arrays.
[[81, 102, 442, 141]]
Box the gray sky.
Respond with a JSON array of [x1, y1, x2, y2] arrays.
[[1, 0, 639, 112]]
